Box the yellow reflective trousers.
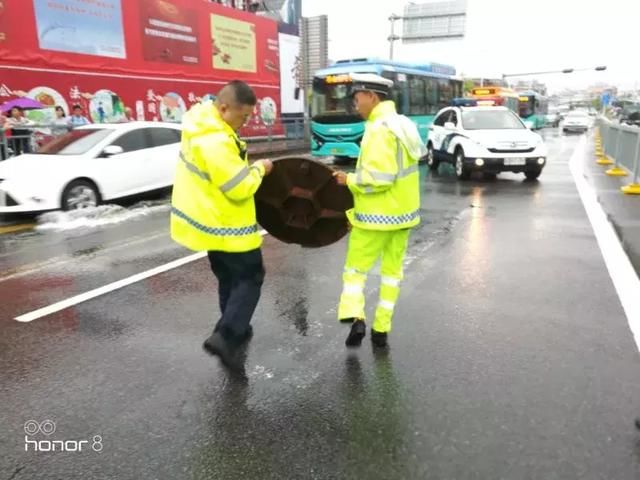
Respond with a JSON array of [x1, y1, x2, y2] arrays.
[[337, 227, 410, 333]]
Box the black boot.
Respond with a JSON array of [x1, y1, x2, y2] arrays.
[[371, 330, 388, 348], [203, 331, 245, 372], [345, 320, 366, 347]]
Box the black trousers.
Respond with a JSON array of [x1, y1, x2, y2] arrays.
[[207, 248, 265, 339]]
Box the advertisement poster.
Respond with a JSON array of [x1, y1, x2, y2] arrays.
[[139, 0, 199, 65], [0, 67, 282, 136], [278, 33, 303, 114], [0, 1, 7, 44], [210, 14, 256, 73], [0, 1, 283, 137], [89, 89, 125, 123], [32, 0, 126, 59]]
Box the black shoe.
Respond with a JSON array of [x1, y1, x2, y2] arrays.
[[203, 332, 245, 372], [371, 330, 388, 348], [345, 320, 366, 347]]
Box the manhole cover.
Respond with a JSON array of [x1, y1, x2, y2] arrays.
[[255, 157, 353, 247]]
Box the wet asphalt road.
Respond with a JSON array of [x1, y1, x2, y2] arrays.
[[1, 130, 639, 480]]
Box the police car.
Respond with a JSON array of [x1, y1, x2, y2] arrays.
[[426, 106, 548, 180]]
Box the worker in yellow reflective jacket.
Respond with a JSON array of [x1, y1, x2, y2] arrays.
[[334, 73, 424, 348], [171, 81, 273, 370]]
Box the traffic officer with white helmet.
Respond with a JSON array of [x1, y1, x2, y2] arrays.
[[334, 73, 425, 348], [171, 80, 273, 370]]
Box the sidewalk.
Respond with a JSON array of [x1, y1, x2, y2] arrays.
[[582, 131, 640, 274]]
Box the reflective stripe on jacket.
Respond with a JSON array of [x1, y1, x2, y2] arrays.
[[346, 101, 423, 231]]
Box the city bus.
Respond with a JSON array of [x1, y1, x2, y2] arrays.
[[469, 87, 520, 113], [518, 91, 549, 129], [311, 58, 462, 160]]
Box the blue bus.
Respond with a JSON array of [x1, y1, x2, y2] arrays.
[[311, 58, 462, 160], [518, 90, 549, 130]]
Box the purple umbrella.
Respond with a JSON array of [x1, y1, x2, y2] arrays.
[[1, 97, 44, 113]]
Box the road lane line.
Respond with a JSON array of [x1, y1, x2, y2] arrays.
[[0, 231, 168, 282], [15, 230, 268, 322], [569, 136, 640, 352]]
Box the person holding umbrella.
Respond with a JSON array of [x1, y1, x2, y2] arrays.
[[3, 107, 34, 156], [1, 97, 45, 157]]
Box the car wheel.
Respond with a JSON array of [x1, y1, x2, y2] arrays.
[[455, 149, 471, 180], [524, 169, 542, 181], [62, 179, 101, 211], [426, 143, 440, 171]]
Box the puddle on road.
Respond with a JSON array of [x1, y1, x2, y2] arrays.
[[35, 201, 170, 232]]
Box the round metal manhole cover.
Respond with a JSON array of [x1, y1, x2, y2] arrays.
[[255, 157, 353, 248]]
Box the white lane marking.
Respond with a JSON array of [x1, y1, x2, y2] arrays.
[[0, 231, 168, 283], [569, 136, 640, 352], [15, 230, 268, 323]]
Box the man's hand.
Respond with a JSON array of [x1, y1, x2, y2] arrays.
[[259, 159, 274, 175], [333, 170, 348, 186]]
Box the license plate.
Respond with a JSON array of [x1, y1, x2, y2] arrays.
[[504, 157, 526, 166], [331, 148, 338, 154]]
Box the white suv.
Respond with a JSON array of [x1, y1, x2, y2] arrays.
[[426, 106, 548, 180]]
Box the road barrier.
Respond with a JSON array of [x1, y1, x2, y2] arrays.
[[0, 118, 311, 161], [596, 118, 640, 194]]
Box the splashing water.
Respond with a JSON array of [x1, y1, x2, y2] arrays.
[[36, 201, 171, 232]]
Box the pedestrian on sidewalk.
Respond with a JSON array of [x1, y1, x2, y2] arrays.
[[333, 73, 424, 348], [68, 104, 90, 127], [170, 80, 273, 371]]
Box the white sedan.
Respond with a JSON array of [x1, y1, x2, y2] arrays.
[[562, 111, 590, 134], [426, 106, 548, 180], [0, 122, 181, 213]]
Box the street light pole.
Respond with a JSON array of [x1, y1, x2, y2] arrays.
[[502, 66, 607, 79], [388, 14, 401, 60]]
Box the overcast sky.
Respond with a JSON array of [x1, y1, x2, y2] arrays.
[[302, 0, 640, 93]]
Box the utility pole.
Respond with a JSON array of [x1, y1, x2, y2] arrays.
[[388, 14, 401, 60]]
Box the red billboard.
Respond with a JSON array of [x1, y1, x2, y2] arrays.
[[0, 0, 282, 136]]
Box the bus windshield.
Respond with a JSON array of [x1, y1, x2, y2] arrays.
[[519, 96, 534, 118], [311, 77, 359, 122]]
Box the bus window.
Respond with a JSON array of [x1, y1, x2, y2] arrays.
[[409, 76, 426, 115], [383, 71, 406, 114], [450, 80, 463, 100], [438, 79, 453, 109], [425, 78, 439, 114]]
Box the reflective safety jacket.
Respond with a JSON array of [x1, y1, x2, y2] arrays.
[[346, 101, 424, 231], [171, 101, 266, 252]]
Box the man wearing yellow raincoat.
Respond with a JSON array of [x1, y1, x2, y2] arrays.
[[171, 81, 273, 370]]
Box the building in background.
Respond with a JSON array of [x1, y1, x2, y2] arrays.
[[300, 15, 329, 89]]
